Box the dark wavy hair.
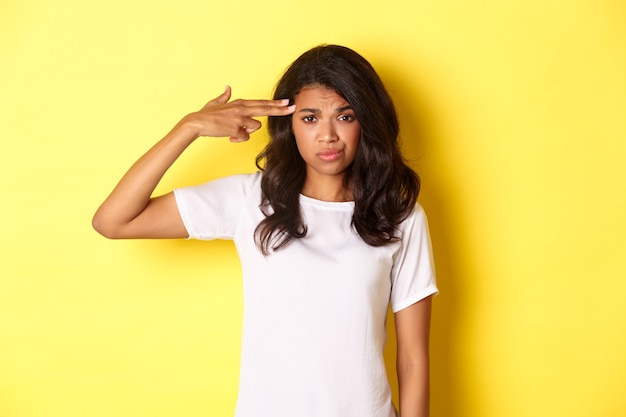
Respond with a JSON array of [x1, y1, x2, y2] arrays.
[[254, 44, 420, 255]]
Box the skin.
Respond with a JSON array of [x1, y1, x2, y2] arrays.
[[92, 85, 432, 417], [395, 296, 433, 417], [291, 86, 361, 202], [92, 86, 295, 239]]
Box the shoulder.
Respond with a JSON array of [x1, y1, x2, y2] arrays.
[[207, 171, 261, 188], [217, 171, 262, 194], [400, 202, 429, 230], [176, 171, 261, 196], [394, 202, 432, 244], [172, 172, 263, 240]]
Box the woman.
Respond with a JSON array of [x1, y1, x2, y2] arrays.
[[93, 44, 437, 417]]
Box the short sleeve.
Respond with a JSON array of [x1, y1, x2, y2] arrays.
[[173, 172, 259, 240], [389, 204, 438, 313]]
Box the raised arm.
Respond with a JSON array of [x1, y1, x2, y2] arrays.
[[92, 86, 295, 239], [395, 296, 433, 417]]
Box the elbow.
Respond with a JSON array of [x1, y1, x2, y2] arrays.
[[396, 348, 430, 380], [397, 358, 429, 378], [92, 213, 123, 239]]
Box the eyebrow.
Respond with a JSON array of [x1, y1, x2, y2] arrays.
[[298, 105, 353, 114]]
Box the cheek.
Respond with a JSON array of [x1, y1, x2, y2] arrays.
[[346, 125, 361, 147], [291, 122, 309, 141], [293, 130, 311, 156], [293, 126, 321, 152]]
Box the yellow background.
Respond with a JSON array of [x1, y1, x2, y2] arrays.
[[1, 1, 625, 416]]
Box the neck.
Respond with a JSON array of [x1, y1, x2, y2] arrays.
[[301, 175, 353, 202]]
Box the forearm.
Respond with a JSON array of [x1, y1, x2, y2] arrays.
[[394, 297, 433, 417], [397, 359, 430, 417], [92, 87, 295, 239], [92, 120, 197, 236]]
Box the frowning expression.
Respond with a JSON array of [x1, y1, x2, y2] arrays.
[[292, 86, 361, 183]]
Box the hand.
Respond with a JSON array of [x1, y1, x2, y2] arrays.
[[181, 86, 295, 142]]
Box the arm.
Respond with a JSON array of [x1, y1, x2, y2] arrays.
[[92, 86, 295, 239], [394, 296, 433, 417]]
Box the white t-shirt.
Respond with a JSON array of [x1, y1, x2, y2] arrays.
[[174, 172, 438, 417]]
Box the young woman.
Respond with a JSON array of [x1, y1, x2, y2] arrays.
[[93, 44, 437, 417]]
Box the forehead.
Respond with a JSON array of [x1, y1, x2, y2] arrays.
[[294, 86, 348, 105]]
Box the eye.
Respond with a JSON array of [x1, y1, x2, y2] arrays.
[[338, 114, 356, 122], [302, 115, 317, 123]]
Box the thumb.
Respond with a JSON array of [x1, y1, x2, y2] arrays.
[[202, 85, 232, 109]]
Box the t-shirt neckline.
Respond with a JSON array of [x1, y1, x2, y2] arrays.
[[299, 193, 355, 209]]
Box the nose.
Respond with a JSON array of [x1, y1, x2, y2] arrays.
[[318, 121, 338, 143]]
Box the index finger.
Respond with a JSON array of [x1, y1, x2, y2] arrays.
[[241, 100, 296, 117]]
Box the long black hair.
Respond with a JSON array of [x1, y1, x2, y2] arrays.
[[255, 44, 420, 255]]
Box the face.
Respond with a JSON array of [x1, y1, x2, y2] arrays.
[[292, 86, 361, 186]]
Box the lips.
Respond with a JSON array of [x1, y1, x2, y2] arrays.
[[317, 149, 343, 162]]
